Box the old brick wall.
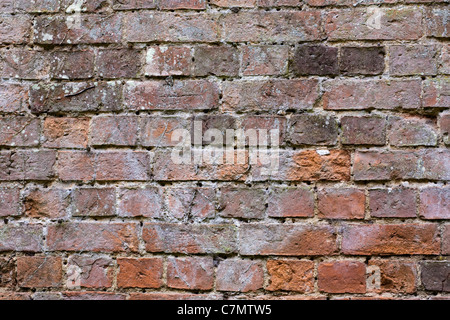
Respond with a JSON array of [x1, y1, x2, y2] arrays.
[[0, 0, 449, 300]]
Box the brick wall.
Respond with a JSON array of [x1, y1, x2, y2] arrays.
[[0, 0, 449, 300]]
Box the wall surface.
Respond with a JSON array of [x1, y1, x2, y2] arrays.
[[0, 0, 449, 300]]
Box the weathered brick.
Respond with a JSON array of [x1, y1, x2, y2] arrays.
[[159, 0, 206, 9], [222, 79, 319, 112], [67, 254, 114, 289], [292, 45, 338, 76], [341, 116, 386, 145], [0, 83, 29, 113], [353, 149, 450, 181], [368, 259, 417, 294], [124, 80, 219, 111], [34, 15, 122, 44], [325, 8, 423, 40], [167, 257, 214, 290], [241, 116, 286, 146], [266, 260, 314, 292], [257, 0, 301, 6], [165, 187, 215, 220], [221, 11, 323, 42], [239, 224, 337, 256], [72, 188, 116, 217], [145, 46, 192, 76], [219, 187, 266, 219], [426, 8, 450, 38], [241, 45, 288, 76], [267, 187, 314, 218], [342, 224, 441, 255], [419, 187, 449, 220], [43, 117, 89, 148], [0, 116, 40, 147], [140, 116, 192, 147], [369, 188, 417, 218], [126, 12, 219, 42], [211, 0, 256, 6], [216, 259, 264, 292], [444, 225, 450, 255], [17, 256, 62, 288], [387, 116, 438, 147], [50, 50, 95, 80], [0, 150, 56, 181], [423, 78, 450, 109], [191, 115, 237, 146], [24, 188, 70, 219], [128, 293, 220, 300], [0, 224, 43, 252], [0, 49, 50, 80], [118, 187, 163, 218], [95, 151, 151, 181], [47, 222, 139, 252], [318, 261, 366, 293], [2, 0, 60, 12], [30, 81, 122, 114], [440, 113, 450, 145], [143, 223, 237, 254], [0, 256, 15, 288], [117, 258, 163, 289], [318, 188, 365, 220], [0, 15, 31, 44], [61, 292, 126, 300], [441, 45, 450, 74], [91, 116, 138, 146], [323, 79, 421, 110], [0, 188, 21, 217], [420, 261, 450, 292], [113, 0, 157, 10], [193, 46, 239, 77], [97, 49, 143, 79], [0, 293, 31, 300], [288, 114, 338, 146], [389, 45, 438, 76], [62, 0, 111, 12], [57, 151, 95, 182], [340, 47, 385, 75]]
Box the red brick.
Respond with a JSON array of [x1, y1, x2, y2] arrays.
[[67, 255, 114, 289], [288, 114, 338, 146], [62, 0, 111, 12], [239, 224, 337, 256], [124, 80, 219, 111], [342, 224, 441, 255], [441, 45, 450, 74], [2, 0, 60, 12], [444, 225, 450, 255], [318, 188, 365, 220], [97, 49, 143, 79], [118, 187, 163, 218], [222, 79, 319, 112], [420, 261, 450, 292], [47, 222, 139, 252], [241, 45, 288, 76], [292, 45, 338, 76], [0, 188, 21, 217], [325, 8, 423, 40], [221, 11, 323, 42], [353, 149, 450, 181], [91, 116, 139, 146], [216, 259, 264, 292], [368, 259, 417, 294], [341, 116, 387, 145], [0, 150, 56, 181], [24, 188, 70, 219], [440, 113, 450, 145], [257, 0, 301, 6], [167, 257, 214, 290], [423, 78, 450, 109], [388, 116, 438, 147], [95, 151, 151, 181], [140, 116, 192, 147], [339, 46, 385, 75], [34, 15, 122, 44], [117, 258, 163, 289], [0, 256, 15, 288], [113, 0, 157, 10], [0, 48, 50, 80], [50, 50, 95, 80], [165, 187, 215, 220], [72, 188, 116, 217], [266, 260, 314, 292], [369, 188, 417, 218], [30, 81, 122, 114], [323, 79, 421, 110], [191, 114, 237, 146], [128, 293, 220, 300], [0, 116, 40, 147], [267, 187, 314, 218], [143, 223, 237, 254], [159, 0, 206, 9], [211, 0, 256, 6], [0, 15, 31, 44], [126, 12, 219, 42], [17, 256, 62, 288], [0, 83, 29, 113], [419, 187, 450, 220], [193, 46, 239, 77], [43, 117, 89, 148], [426, 8, 449, 38], [219, 187, 266, 219], [57, 151, 95, 182], [241, 115, 286, 146], [61, 292, 126, 300], [0, 224, 44, 252], [145, 46, 192, 76], [389, 45, 438, 76], [318, 261, 366, 293]]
